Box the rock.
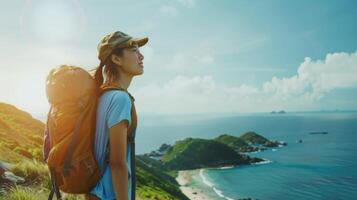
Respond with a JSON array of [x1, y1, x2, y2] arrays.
[[158, 143, 172, 153], [238, 146, 262, 153], [249, 157, 265, 164], [263, 140, 287, 148], [264, 141, 279, 147], [0, 161, 10, 177], [2, 171, 25, 184], [0, 161, 25, 185], [146, 150, 164, 157]]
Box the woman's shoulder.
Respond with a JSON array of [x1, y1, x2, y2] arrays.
[[101, 90, 131, 105]]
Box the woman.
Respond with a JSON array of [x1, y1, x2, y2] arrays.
[[86, 31, 148, 200]]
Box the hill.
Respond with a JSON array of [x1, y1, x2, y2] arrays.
[[161, 137, 262, 170], [0, 102, 189, 200], [214, 134, 258, 152], [239, 131, 269, 144], [239, 131, 287, 147], [214, 132, 287, 153], [0, 102, 44, 162]]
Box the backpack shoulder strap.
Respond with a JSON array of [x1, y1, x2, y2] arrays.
[[99, 83, 137, 138], [99, 83, 135, 102]]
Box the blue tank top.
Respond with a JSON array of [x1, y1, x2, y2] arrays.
[[90, 90, 135, 200]]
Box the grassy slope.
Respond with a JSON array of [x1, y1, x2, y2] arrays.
[[136, 155, 189, 200], [161, 137, 250, 170], [0, 102, 188, 200], [214, 132, 271, 150], [239, 131, 269, 144], [0, 103, 44, 162], [214, 134, 249, 149]]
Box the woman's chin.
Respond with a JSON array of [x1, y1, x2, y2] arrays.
[[135, 69, 144, 76]]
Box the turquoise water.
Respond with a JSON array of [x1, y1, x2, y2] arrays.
[[136, 112, 357, 199]]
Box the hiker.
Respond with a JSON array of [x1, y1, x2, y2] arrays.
[[85, 31, 148, 200]]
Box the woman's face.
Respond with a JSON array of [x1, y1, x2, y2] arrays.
[[113, 44, 145, 76]]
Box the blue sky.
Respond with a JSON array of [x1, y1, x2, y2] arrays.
[[0, 0, 356, 118]]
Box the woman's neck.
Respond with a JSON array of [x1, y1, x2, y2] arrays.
[[109, 73, 133, 91]]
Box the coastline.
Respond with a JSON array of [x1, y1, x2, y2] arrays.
[[175, 164, 241, 200], [175, 169, 216, 200], [175, 162, 272, 200]]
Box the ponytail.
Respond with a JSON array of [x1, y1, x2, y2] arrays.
[[92, 62, 104, 92], [91, 47, 124, 93]]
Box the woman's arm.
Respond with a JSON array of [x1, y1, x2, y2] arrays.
[[109, 120, 129, 200]]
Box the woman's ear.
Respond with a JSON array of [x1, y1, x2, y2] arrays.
[[111, 54, 122, 66]]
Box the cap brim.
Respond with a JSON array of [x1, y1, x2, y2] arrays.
[[132, 37, 149, 47]]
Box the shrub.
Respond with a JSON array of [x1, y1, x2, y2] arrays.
[[0, 185, 38, 200], [11, 160, 49, 185]]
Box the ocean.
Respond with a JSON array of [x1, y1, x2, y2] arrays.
[[135, 111, 357, 200]]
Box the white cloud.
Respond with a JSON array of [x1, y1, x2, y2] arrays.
[[165, 52, 215, 69], [163, 38, 217, 69], [133, 75, 266, 114], [134, 75, 218, 114], [177, 0, 196, 8], [263, 52, 357, 100], [159, 5, 179, 17], [133, 51, 357, 114], [193, 55, 215, 65], [160, 34, 268, 70], [2, 35, 356, 118]]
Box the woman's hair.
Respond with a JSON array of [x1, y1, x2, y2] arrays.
[[92, 48, 125, 90]]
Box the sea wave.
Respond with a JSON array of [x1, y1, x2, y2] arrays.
[[252, 158, 273, 165], [199, 169, 236, 200], [219, 165, 235, 169], [199, 169, 214, 187]]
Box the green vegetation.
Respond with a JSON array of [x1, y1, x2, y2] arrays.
[[214, 132, 278, 152], [11, 160, 50, 187], [1, 156, 188, 200], [239, 131, 269, 144], [161, 137, 252, 170], [0, 185, 45, 200], [136, 155, 189, 200], [0, 102, 44, 162], [0, 185, 85, 200], [214, 134, 249, 149], [0, 102, 189, 200], [214, 131, 287, 153]]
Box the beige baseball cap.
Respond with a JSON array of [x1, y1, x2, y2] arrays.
[[97, 31, 149, 63]]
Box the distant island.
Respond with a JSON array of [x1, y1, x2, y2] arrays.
[[309, 131, 328, 135], [270, 110, 286, 114], [145, 131, 287, 170]]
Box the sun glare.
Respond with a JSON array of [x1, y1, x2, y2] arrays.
[[20, 0, 85, 43]]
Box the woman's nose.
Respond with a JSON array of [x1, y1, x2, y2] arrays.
[[138, 52, 144, 60]]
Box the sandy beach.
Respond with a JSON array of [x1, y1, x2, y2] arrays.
[[175, 169, 215, 200]]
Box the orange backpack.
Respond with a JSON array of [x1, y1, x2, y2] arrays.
[[44, 65, 137, 200]]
